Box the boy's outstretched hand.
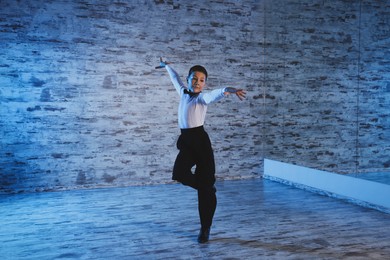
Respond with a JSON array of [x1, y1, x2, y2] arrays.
[[224, 87, 247, 101], [235, 89, 247, 101], [155, 57, 171, 69]]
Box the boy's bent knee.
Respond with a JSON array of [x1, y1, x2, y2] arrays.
[[173, 175, 198, 190]]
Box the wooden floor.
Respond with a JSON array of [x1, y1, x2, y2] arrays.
[[1, 178, 389, 259]]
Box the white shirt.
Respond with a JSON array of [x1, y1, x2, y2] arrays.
[[166, 65, 226, 129]]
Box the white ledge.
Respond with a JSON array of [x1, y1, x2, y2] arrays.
[[264, 159, 390, 214]]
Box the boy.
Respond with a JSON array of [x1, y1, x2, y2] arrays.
[[159, 58, 246, 243]]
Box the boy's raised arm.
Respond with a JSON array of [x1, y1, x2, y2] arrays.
[[158, 57, 184, 94]]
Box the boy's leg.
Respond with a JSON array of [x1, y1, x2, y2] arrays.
[[195, 133, 217, 242], [173, 147, 198, 190], [173, 130, 217, 243], [197, 185, 217, 242]]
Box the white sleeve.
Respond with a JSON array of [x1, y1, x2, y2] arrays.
[[201, 88, 226, 104], [165, 65, 186, 95]]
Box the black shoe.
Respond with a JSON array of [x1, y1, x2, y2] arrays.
[[197, 228, 210, 243]]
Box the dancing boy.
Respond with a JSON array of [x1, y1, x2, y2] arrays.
[[158, 58, 246, 243]]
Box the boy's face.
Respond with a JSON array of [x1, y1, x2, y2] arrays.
[[188, 71, 206, 93]]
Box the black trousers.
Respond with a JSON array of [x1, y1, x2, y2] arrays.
[[172, 126, 217, 229]]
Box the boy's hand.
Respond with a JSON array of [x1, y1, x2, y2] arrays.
[[224, 87, 247, 101], [235, 89, 246, 101], [155, 57, 171, 69]]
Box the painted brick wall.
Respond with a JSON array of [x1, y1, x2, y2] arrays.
[[0, 0, 388, 193], [261, 0, 390, 173]]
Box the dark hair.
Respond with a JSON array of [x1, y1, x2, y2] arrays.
[[188, 65, 208, 80]]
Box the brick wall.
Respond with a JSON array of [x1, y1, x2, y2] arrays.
[[262, 0, 390, 173], [0, 0, 389, 193]]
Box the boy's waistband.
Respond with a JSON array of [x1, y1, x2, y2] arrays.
[[180, 125, 204, 134]]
